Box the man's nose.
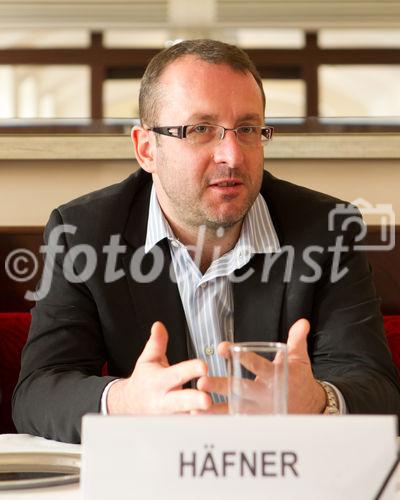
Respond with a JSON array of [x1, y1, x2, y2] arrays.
[[212, 130, 244, 167]]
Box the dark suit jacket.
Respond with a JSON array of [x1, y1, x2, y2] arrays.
[[12, 169, 400, 443]]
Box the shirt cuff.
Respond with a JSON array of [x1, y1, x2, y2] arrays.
[[100, 379, 121, 415], [324, 381, 347, 414]]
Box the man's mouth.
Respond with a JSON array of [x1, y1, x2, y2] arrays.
[[209, 178, 243, 188], [214, 181, 239, 187]]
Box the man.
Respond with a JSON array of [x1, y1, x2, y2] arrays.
[[13, 39, 400, 443]]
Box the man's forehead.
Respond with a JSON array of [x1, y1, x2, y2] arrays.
[[159, 55, 258, 93], [157, 56, 264, 117], [159, 55, 253, 86]]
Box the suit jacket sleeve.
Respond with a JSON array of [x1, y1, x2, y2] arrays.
[[12, 209, 118, 443], [308, 215, 400, 417]]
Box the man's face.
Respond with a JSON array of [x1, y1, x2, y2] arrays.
[[148, 55, 265, 233]]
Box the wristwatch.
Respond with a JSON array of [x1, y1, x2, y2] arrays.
[[317, 380, 340, 415]]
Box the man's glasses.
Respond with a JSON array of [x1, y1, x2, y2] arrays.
[[148, 123, 274, 147]]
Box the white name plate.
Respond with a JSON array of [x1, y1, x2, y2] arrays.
[[81, 415, 397, 500]]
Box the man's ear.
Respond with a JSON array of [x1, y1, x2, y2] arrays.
[[131, 125, 156, 173]]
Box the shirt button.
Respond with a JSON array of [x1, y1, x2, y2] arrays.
[[170, 240, 179, 248], [204, 346, 214, 356], [200, 282, 207, 288]]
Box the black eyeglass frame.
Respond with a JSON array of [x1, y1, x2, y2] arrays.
[[147, 124, 274, 142]]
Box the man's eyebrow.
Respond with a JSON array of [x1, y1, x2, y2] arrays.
[[186, 113, 219, 123], [185, 113, 264, 123], [238, 113, 264, 123]]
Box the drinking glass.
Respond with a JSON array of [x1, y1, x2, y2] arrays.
[[228, 342, 288, 415]]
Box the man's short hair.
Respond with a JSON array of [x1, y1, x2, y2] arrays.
[[139, 39, 266, 127]]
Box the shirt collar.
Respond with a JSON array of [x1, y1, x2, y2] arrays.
[[145, 184, 280, 255], [144, 185, 174, 253]]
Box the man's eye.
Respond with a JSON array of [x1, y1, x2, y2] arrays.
[[193, 125, 209, 134], [239, 126, 256, 135]]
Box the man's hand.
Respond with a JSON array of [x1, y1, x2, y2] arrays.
[[197, 319, 326, 414], [282, 318, 326, 413], [107, 321, 212, 415]]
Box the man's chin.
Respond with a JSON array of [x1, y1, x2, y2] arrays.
[[199, 195, 256, 230], [205, 210, 247, 230]]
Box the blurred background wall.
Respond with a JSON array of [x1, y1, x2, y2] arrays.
[[0, 0, 399, 225]]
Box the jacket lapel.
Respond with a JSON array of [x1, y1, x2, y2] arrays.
[[233, 252, 287, 344], [121, 173, 189, 365]]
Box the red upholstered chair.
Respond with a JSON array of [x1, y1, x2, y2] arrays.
[[384, 315, 400, 374], [0, 312, 108, 434], [0, 313, 31, 433]]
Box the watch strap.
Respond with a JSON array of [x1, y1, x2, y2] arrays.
[[317, 380, 340, 415]]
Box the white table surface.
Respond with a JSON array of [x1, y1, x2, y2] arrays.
[[0, 434, 81, 499]]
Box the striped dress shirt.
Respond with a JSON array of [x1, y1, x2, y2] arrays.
[[145, 185, 280, 402]]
